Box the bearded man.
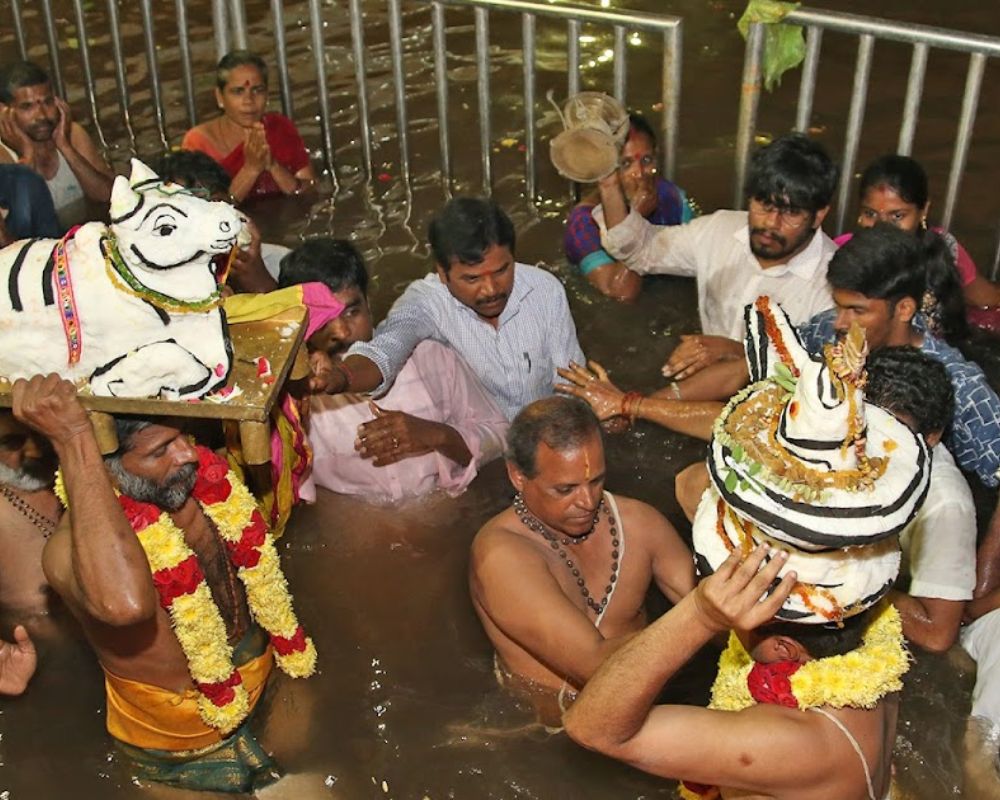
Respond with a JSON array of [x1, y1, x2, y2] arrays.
[[595, 132, 838, 384], [15, 373, 316, 793], [469, 396, 695, 726]]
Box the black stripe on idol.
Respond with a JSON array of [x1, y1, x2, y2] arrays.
[[7, 238, 39, 311], [41, 250, 56, 306]]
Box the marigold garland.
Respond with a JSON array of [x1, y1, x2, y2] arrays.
[[678, 604, 908, 799], [55, 446, 317, 733]]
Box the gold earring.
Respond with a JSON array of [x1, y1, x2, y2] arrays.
[[920, 217, 928, 231]]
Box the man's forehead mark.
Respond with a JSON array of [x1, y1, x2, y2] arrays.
[[584, 449, 591, 480]]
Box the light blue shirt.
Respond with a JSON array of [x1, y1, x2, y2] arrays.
[[348, 263, 585, 420]]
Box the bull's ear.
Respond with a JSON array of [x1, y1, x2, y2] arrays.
[[128, 158, 160, 186], [109, 174, 141, 223]]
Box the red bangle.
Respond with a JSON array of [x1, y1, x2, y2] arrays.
[[333, 361, 354, 392], [620, 391, 643, 427]]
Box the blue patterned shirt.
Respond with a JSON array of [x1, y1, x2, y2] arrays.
[[348, 263, 585, 420], [797, 309, 1000, 488]]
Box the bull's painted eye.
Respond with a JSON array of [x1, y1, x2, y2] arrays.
[[152, 213, 178, 236]]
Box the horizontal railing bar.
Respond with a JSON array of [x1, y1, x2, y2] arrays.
[[438, 0, 682, 32], [786, 7, 1000, 57]]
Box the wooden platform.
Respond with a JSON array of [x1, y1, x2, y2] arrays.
[[0, 305, 309, 464]]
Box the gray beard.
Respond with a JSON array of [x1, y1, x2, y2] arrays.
[[0, 460, 55, 492], [105, 459, 198, 512]]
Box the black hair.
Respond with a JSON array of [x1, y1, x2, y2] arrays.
[[106, 417, 155, 461], [0, 61, 51, 104], [827, 224, 926, 305], [627, 112, 657, 149], [427, 197, 516, 272], [920, 232, 968, 342], [745, 132, 838, 213], [858, 154, 929, 209], [278, 237, 369, 296], [761, 604, 878, 660], [216, 50, 268, 90], [506, 397, 600, 479], [865, 346, 954, 437], [152, 150, 231, 198]]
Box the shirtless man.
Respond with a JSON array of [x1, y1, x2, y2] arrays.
[[469, 396, 695, 725], [15, 374, 315, 793], [0, 61, 114, 222], [0, 408, 61, 695]]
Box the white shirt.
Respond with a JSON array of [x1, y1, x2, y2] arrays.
[[348, 263, 585, 420], [593, 207, 836, 339], [899, 443, 977, 601]]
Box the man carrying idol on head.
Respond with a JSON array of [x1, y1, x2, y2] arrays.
[[566, 297, 931, 800]]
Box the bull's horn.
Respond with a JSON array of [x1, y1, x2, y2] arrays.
[[109, 174, 141, 223], [128, 158, 160, 186]]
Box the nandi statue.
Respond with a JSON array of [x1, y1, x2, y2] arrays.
[[0, 159, 244, 399]]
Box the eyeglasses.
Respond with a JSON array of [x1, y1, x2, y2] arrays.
[[749, 198, 811, 229]]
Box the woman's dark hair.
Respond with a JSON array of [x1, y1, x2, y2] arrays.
[[428, 197, 516, 272], [745, 132, 838, 213], [506, 397, 600, 479], [627, 112, 657, 149], [216, 51, 268, 90], [153, 150, 231, 197], [865, 346, 954, 438], [858, 154, 929, 210], [921, 232, 968, 342], [278, 237, 369, 296]]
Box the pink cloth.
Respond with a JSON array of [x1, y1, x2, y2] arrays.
[[301, 340, 509, 504]]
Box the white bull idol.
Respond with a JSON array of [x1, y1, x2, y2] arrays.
[[0, 160, 245, 399]]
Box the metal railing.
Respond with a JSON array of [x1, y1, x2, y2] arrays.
[[734, 6, 1000, 249], [5, 0, 682, 203]]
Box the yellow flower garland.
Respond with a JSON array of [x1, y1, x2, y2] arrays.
[[55, 448, 317, 733], [709, 602, 909, 712]]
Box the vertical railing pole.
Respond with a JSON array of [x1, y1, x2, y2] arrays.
[[40, 0, 65, 99], [612, 25, 626, 104], [567, 19, 581, 97], [106, 0, 137, 154], [307, 0, 337, 187], [350, 0, 373, 179], [897, 43, 928, 156], [662, 23, 682, 182], [523, 12, 537, 201], [733, 21, 764, 209], [71, 0, 109, 150], [270, 0, 293, 118], [992, 225, 1000, 282], [834, 34, 874, 233], [10, 0, 28, 61], [212, 0, 230, 61], [941, 52, 985, 230], [175, 0, 198, 129], [387, 0, 412, 186], [794, 26, 822, 133], [139, 0, 170, 151], [475, 6, 493, 192], [228, 0, 249, 51], [432, 2, 452, 193]]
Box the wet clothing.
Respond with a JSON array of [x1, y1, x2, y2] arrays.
[[594, 207, 835, 338], [961, 609, 1000, 734], [348, 263, 585, 420], [797, 310, 1000, 489], [106, 626, 276, 792], [305, 339, 508, 503], [0, 163, 62, 239], [182, 113, 311, 201], [564, 177, 694, 275]]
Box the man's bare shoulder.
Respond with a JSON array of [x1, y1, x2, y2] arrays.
[[609, 494, 678, 534], [470, 508, 546, 574]]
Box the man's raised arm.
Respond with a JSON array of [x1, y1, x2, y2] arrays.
[[16, 374, 157, 625]]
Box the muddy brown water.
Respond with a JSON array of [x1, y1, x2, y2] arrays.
[[1, 1, 999, 797]]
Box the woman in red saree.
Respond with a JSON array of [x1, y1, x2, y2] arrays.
[[181, 51, 316, 203]]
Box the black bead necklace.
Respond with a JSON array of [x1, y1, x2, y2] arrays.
[[0, 485, 57, 538], [513, 493, 620, 616]]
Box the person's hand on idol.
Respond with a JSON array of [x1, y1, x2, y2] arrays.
[[227, 219, 277, 294], [691, 545, 796, 635], [661, 334, 743, 382], [12, 373, 91, 449]]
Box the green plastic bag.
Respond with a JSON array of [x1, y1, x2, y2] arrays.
[[737, 0, 805, 92]]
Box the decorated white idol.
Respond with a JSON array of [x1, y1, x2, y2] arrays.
[[0, 160, 243, 399]]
